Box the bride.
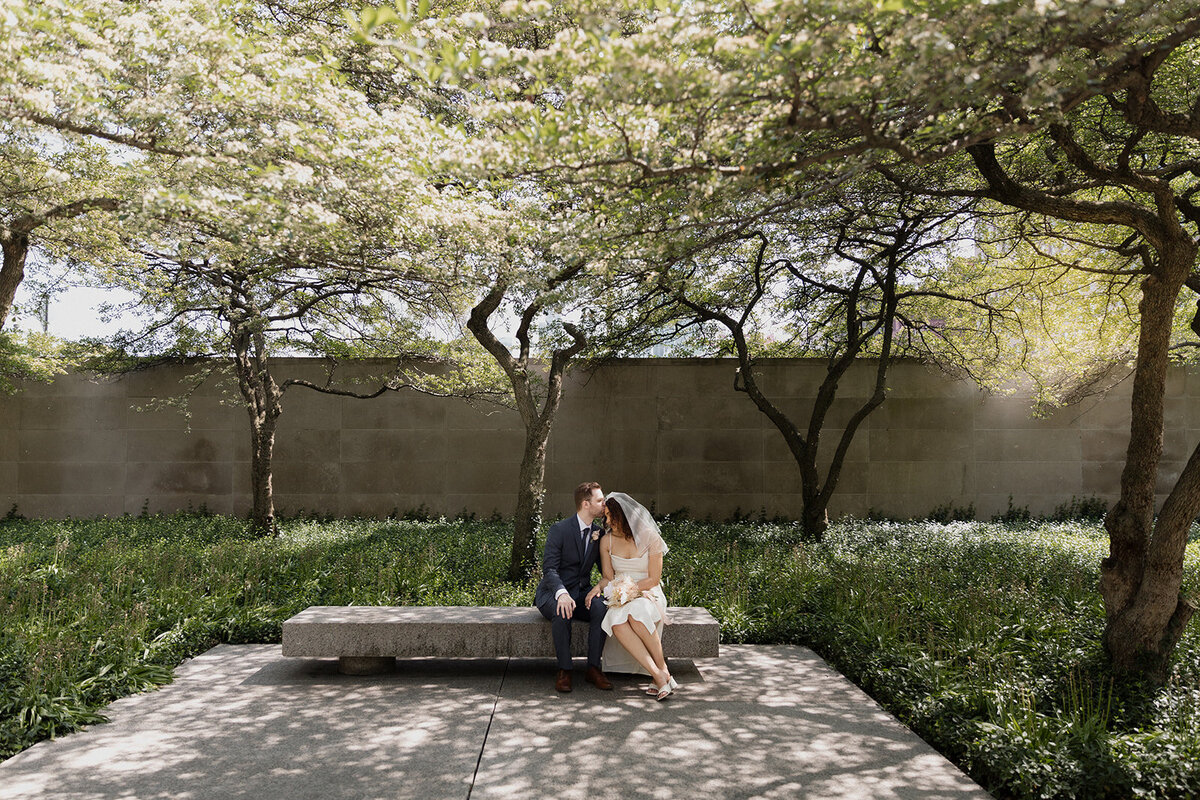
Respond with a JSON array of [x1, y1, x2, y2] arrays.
[[585, 492, 678, 700]]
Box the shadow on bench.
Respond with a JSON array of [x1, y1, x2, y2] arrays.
[[282, 606, 720, 674]]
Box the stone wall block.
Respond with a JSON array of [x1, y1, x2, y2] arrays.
[[658, 461, 761, 495], [1162, 398, 1192, 437], [124, 400, 238, 431], [657, 429, 762, 463], [0, 462, 16, 511], [0, 393, 18, 426], [329, 392, 446, 430], [1082, 430, 1129, 465], [1160, 427, 1196, 464], [442, 460, 516, 494], [21, 396, 129, 430], [19, 493, 124, 518], [1062, 397, 1132, 432], [656, 395, 761, 432], [1156, 462, 1187, 495], [1081, 461, 1123, 497], [19, 373, 128, 399], [865, 461, 964, 500], [341, 429, 446, 464], [115, 366, 236, 399], [590, 398, 657, 430], [974, 461, 1081, 496], [443, 403, 521, 431], [975, 398, 1076, 430], [652, 361, 741, 397], [274, 461, 343, 495], [123, 430, 235, 463], [1166, 367, 1186, 397], [884, 363, 980, 399], [575, 363, 654, 398], [125, 461, 233, 496], [1186, 367, 1200, 397], [591, 433, 656, 465], [652, 492, 769, 520], [873, 399, 973, 431], [975, 429, 1081, 463], [869, 428, 972, 462], [19, 462, 127, 495], [444, 429, 518, 465], [274, 429, 344, 463]]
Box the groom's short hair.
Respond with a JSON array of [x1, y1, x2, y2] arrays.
[[574, 481, 601, 509]]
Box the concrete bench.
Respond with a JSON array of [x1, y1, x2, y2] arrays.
[[282, 605, 721, 674]]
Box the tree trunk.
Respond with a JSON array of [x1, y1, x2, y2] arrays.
[[0, 231, 29, 331], [1101, 237, 1198, 682], [232, 326, 283, 536], [249, 415, 279, 535], [466, 280, 586, 582], [509, 429, 550, 581]]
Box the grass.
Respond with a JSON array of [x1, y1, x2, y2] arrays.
[[1, 512, 1198, 798]]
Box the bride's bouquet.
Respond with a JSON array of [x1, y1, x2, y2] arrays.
[[603, 575, 641, 607]]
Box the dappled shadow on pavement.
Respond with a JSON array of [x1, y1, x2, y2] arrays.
[[0, 646, 497, 800], [474, 647, 992, 800], [0, 645, 991, 800]]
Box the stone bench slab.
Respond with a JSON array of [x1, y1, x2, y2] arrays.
[[282, 606, 720, 664]]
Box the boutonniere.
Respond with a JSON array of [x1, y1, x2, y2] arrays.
[[591, 530, 602, 542]]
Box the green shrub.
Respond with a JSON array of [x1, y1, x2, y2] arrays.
[[1, 514, 1198, 800]]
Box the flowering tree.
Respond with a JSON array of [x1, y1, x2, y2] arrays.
[[364, 0, 1200, 679], [464, 237, 678, 579], [5, 0, 503, 530]]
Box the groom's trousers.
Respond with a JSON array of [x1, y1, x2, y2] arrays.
[[537, 592, 607, 671]]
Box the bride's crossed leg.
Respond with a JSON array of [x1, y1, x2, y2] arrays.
[[609, 619, 673, 695]]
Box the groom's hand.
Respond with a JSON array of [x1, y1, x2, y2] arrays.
[[556, 593, 576, 618]]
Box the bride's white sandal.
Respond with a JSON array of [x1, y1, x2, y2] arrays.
[[645, 676, 678, 696]]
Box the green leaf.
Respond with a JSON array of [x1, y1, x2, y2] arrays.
[[396, 0, 409, 21], [374, 5, 399, 26], [417, 0, 430, 20]]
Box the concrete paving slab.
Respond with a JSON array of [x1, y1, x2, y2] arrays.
[[0, 645, 992, 800], [473, 647, 992, 800], [0, 646, 501, 800]]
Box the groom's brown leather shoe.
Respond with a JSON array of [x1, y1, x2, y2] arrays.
[[585, 666, 613, 690], [555, 669, 572, 692]]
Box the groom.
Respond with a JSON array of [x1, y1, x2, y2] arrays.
[[535, 481, 613, 693]]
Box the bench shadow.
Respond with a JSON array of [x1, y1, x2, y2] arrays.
[[241, 656, 512, 686], [244, 657, 703, 687]]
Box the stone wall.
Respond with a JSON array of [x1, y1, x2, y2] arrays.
[[1, 358, 1194, 521]]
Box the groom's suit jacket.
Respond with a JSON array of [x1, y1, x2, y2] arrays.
[[535, 516, 603, 609]]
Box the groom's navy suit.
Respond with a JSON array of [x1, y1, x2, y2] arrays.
[[535, 515, 608, 671]]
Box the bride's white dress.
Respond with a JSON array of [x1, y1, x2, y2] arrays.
[[601, 552, 668, 675]]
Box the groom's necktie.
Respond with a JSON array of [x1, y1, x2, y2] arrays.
[[581, 526, 589, 552]]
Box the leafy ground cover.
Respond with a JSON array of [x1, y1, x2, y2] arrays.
[[1, 513, 1197, 798]]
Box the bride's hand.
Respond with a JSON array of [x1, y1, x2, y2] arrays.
[[585, 585, 603, 606]]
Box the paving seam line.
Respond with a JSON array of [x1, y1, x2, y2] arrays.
[[465, 657, 509, 800]]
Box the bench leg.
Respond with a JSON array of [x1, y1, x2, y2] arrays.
[[339, 656, 395, 675]]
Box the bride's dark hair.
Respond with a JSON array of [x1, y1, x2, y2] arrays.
[[604, 497, 632, 539]]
